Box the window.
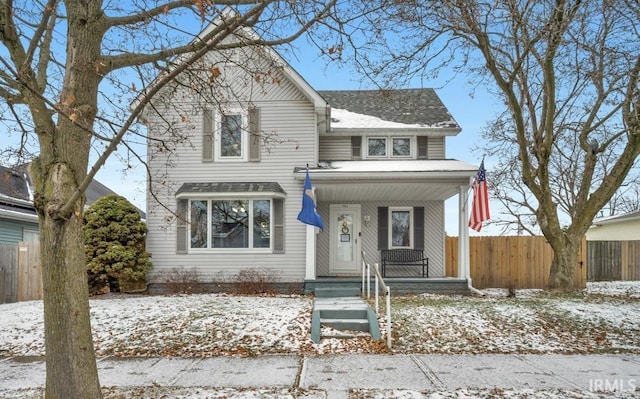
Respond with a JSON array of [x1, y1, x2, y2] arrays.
[[202, 108, 261, 162], [367, 137, 387, 157], [392, 138, 411, 157], [188, 199, 272, 250], [218, 112, 245, 160], [390, 207, 413, 248], [366, 136, 412, 158], [190, 200, 208, 248], [377, 206, 424, 250]]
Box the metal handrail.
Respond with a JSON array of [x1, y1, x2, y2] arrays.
[[361, 251, 392, 348]]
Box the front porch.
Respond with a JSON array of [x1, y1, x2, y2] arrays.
[[304, 277, 471, 295]]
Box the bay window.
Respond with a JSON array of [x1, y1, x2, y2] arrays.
[[188, 199, 272, 250]]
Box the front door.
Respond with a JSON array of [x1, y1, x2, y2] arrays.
[[329, 204, 361, 274]]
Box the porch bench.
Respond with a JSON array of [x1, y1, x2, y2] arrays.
[[380, 249, 429, 278]]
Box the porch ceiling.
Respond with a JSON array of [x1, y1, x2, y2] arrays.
[[296, 160, 478, 202], [314, 180, 466, 201]]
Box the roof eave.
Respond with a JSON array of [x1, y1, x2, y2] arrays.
[[0, 208, 38, 223], [295, 170, 476, 181], [592, 215, 640, 226], [324, 127, 461, 136]]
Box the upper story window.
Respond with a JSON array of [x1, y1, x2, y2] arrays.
[[216, 111, 247, 161], [368, 137, 387, 157], [366, 136, 412, 159], [203, 108, 261, 163]]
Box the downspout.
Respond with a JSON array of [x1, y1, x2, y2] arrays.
[[468, 282, 486, 296]]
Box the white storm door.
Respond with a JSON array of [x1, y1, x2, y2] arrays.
[[329, 204, 361, 274]]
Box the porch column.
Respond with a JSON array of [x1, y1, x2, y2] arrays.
[[458, 183, 471, 280], [304, 224, 316, 279]]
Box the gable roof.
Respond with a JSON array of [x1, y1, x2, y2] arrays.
[[0, 163, 144, 220], [0, 164, 32, 203], [192, 7, 329, 110], [318, 89, 460, 132]]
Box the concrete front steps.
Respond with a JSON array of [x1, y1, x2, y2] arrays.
[[310, 287, 381, 343]]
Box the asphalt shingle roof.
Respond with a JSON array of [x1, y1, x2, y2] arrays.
[[0, 163, 144, 218], [318, 88, 459, 128]]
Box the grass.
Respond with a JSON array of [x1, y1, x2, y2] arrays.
[[382, 293, 640, 354]]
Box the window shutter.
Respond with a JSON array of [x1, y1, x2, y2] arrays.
[[248, 107, 261, 162], [202, 109, 214, 161], [273, 198, 285, 253], [413, 207, 424, 250], [351, 136, 362, 159], [176, 199, 188, 254], [377, 206, 388, 250], [417, 136, 428, 159]]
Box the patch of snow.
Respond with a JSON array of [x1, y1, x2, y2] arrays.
[[1, 282, 640, 398], [331, 108, 427, 129], [325, 159, 478, 173], [587, 281, 640, 298]]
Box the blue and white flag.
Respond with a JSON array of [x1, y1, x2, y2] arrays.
[[297, 168, 324, 230]]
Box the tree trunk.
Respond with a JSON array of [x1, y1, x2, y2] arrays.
[[547, 236, 580, 290], [33, 163, 102, 399]]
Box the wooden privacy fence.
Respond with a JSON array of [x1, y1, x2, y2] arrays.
[[0, 242, 42, 304], [588, 241, 640, 281], [445, 236, 587, 289]]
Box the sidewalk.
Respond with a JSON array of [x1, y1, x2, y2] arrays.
[[1, 353, 640, 397]]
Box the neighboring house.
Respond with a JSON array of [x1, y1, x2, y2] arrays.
[[587, 211, 640, 241], [0, 163, 131, 244], [143, 15, 479, 293]]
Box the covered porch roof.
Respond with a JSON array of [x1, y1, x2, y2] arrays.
[[294, 160, 477, 202]]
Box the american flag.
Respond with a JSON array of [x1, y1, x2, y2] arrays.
[[468, 160, 490, 231]]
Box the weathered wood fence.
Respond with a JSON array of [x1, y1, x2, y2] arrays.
[[2, 238, 638, 302], [445, 236, 588, 289], [587, 240, 640, 281], [0, 242, 42, 304]]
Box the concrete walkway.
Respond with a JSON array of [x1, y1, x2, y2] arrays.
[[1, 354, 639, 397]]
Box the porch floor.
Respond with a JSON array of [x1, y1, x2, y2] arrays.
[[304, 277, 470, 295]]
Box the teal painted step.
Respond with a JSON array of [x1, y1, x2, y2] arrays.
[[320, 318, 370, 332], [310, 296, 382, 343], [314, 286, 361, 298]]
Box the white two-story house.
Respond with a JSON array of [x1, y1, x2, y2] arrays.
[[143, 19, 479, 294]]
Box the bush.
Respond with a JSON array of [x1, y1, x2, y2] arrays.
[[230, 268, 280, 295], [161, 266, 203, 294], [84, 194, 151, 294]]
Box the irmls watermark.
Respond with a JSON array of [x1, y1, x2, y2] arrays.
[[589, 378, 637, 393]]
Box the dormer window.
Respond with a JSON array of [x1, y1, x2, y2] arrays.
[[366, 136, 412, 159]]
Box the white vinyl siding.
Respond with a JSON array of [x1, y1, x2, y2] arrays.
[[147, 100, 316, 282], [315, 200, 445, 277], [586, 220, 640, 241], [319, 136, 352, 161], [428, 136, 445, 159], [320, 135, 445, 161]]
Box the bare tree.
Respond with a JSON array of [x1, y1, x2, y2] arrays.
[[481, 111, 640, 234], [0, 1, 339, 397], [334, 0, 640, 288]]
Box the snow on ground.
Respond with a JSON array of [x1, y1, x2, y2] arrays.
[[1, 281, 639, 398]]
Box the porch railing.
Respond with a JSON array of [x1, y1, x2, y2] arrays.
[[361, 251, 392, 348]]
